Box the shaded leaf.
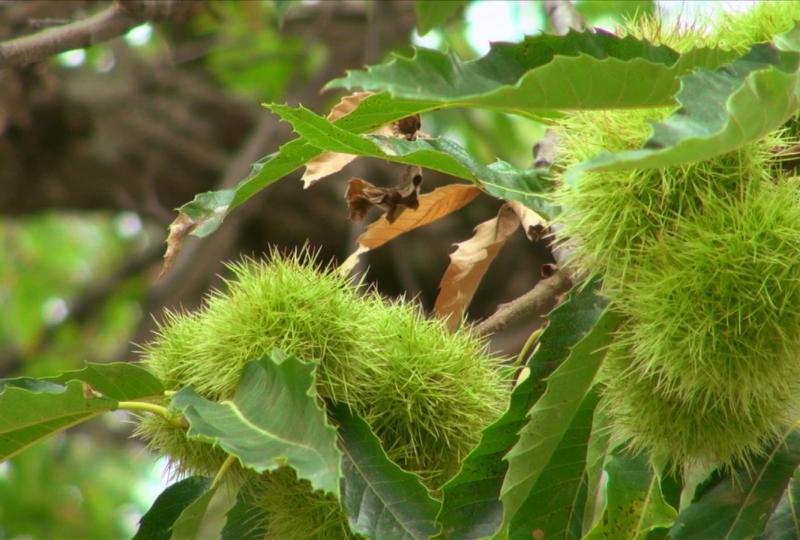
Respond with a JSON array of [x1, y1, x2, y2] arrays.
[[175, 92, 439, 240], [433, 281, 606, 540], [345, 167, 423, 223], [133, 477, 211, 540], [509, 389, 599, 540], [501, 309, 622, 530], [761, 467, 800, 539], [332, 404, 440, 540], [221, 488, 269, 540], [340, 183, 481, 274], [568, 26, 800, 183], [45, 362, 164, 401], [273, 0, 293, 26], [583, 405, 613, 535], [433, 204, 521, 332], [327, 30, 735, 114], [667, 429, 800, 539], [170, 484, 219, 540], [585, 450, 677, 540], [415, 0, 466, 35], [302, 92, 396, 188], [266, 103, 555, 216], [170, 352, 341, 497], [0, 378, 115, 461]]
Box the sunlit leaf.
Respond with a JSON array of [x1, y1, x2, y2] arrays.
[[568, 26, 800, 183], [45, 362, 164, 401], [327, 30, 735, 114], [0, 379, 115, 461]]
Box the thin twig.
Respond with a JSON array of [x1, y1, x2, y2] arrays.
[[0, 4, 140, 68], [473, 269, 572, 337], [0, 0, 190, 69]]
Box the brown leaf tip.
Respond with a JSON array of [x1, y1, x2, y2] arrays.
[[344, 170, 423, 224], [160, 212, 198, 278], [394, 114, 422, 140]]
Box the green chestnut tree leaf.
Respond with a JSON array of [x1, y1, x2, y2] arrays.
[[133, 477, 212, 540], [326, 30, 735, 114], [667, 429, 800, 539], [265, 103, 555, 217], [169, 352, 342, 497], [415, 0, 466, 36], [761, 467, 800, 539], [508, 388, 600, 540], [175, 92, 438, 239], [582, 406, 613, 535], [584, 450, 677, 540], [43, 362, 164, 401], [169, 483, 221, 540], [221, 488, 269, 540], [174, 30, 736, 243], [433, 280, 607, 539], [0, 378, 116, 461], [568, 25, 800, 184], [331, 404, 440, 540], [500, 308, 622, 532]]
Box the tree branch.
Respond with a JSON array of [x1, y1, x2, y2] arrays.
[[0, 1, 192, 69], [0, 3, 139, 68], [473, 269, 572, 337]]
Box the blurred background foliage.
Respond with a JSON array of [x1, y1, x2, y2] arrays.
[[0, 0, 758, 538]]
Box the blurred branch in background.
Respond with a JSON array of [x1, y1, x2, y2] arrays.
[[0, 0, 199, 68]]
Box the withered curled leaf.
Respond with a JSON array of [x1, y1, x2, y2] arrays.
[[433, 204, 522, 332], [339, 183, 482, 273], [507, 200, 547, 241], [345, 166, 423, 224], [160, 212, 198, 278]]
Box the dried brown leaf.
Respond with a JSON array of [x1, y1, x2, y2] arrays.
[[345, 166, 423, 223], [339, 183, 482, 273], [160, 212, 197, 278], [433, 204, 521, 332], [358, 183, 480, 249], [507, 200, 547, 241]]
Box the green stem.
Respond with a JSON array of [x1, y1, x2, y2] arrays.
[[117, 401, 185, 428], [516, 327, 543, 367], [212, 454, 237, 488]]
